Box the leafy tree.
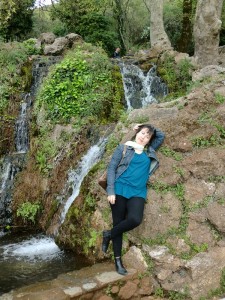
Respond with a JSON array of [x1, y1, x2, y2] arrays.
[[76, 13, 119, 55], [125, 0, 150, 47], [163, 0, 183, 49], [0, 0, 35, 41], [30, 7, 68, 37], [110, 0, 131, 52], [50, 0, 107, 31]]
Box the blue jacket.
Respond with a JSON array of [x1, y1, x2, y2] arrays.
[[106, 128, 165, 195]]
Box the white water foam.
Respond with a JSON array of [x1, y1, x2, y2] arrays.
[[1, 235, 62, 261]]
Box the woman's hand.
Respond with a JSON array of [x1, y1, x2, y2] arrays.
[[133, 124, 142, 131], [108, 195, 116, 204]]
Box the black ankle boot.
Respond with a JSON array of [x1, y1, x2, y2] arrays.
[[115, 257, 128, 275], [102, 230, 111, 253]]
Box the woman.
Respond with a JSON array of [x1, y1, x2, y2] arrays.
[[102, 124, 165, 275]]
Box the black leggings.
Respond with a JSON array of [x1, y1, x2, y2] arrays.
[[110, 195, 145, 257]]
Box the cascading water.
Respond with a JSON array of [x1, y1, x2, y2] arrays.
[[0, 56, 61, 229], [0, 92, 32, 228], [14, 94, 31, 153], [119, 62, 168, 109], [47, 138, 107, 236], [61, 139, 106, 223]]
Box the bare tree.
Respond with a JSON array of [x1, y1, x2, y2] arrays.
[[194, 0, 223, 67], [144, 0, 171, 50]]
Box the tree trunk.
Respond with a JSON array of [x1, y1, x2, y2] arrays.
[[113, 0, 130, 53], [147, 0, 171, 50], [177, 0, 193, 54], [194, 0, 223, 67]]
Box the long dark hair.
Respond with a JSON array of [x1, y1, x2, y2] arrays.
[[134, 124, 156, 146]]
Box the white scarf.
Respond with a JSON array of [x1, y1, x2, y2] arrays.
[[125, 141, 144, 151]]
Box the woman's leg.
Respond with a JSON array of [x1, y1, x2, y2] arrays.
[[110, 195, 127, 257], [111, 195, 145, 257]]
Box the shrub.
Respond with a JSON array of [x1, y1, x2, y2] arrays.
[[35, 43, 124, 123], [17, 201, 41, 224]]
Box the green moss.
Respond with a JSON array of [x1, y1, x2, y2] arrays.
[[157, 54, 193, 100], [45, 199, 60, 229], [20, 61, 33, 91], [35, 43, 125, 124]]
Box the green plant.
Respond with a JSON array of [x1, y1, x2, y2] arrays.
[[197, 111, 213, 124], [208, 175, 225, 183], [88, 230, 99, 248], [201, 268, 225, 299], [155, 287, 165, 297], [23, 38, 41, 55], [191, 134, 222, 148], [218, 198, 225, 205], [85, 194, 96, 209], [0, 41, 29, 114], [168, 287, 190, 299], [35, 138, 57, 175], [213, 123, 225, 139], [189, 196, 212, 211], [173, 165, 184, 176], [35, 44, 124, 123], [17, 201, 41, 224], [158, 55, 193, 99], [215, 92, 225, 104], [106, 135, 120, 153], [160, 146, 183, 161], [160, 204, 171, 213], [133, 115, 150, 124], [152, 182, 185, 201], [105, 284, 112, 296]]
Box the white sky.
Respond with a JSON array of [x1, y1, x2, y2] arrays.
[[35, 0, 57, 7]]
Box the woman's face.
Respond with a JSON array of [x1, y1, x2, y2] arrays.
[[135, 128, 152, 147]]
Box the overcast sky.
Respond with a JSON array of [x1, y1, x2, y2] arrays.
[[35, 0, 57, 7]]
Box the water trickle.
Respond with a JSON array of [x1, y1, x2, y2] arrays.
[[0, 155, 25, 227], [15, 95, 31, 153], [119, 62, 168, 109], [47, 138, 107, 236]]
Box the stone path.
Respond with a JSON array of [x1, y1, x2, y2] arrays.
[[0, 262, 138, 300]]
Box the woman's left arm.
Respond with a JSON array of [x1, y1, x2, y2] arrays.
[[150, 128, 165, 150]]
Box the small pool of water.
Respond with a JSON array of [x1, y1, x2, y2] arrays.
[[0, 231, 90, 295]]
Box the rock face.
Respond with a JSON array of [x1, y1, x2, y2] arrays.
[[43, 33, 83, 55], [194, 0, 223, 67], [81, 65, 225, 299]]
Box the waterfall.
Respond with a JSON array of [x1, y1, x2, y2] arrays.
[[47, 138, 107, 236], [60, 139, 106, 223], [119, 62, 168, 109], [0, 56, 61, 228], [14, 94, 31, 153]]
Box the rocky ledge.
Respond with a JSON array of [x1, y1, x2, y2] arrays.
[[0, 262, 157, 300]]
